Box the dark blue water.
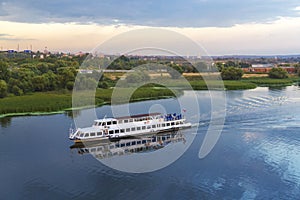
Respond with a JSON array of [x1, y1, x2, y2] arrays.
[[1, 86, 300, 199]]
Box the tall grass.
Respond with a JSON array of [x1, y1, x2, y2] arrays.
[[0, 88, 178, 115], [0, 92, 72, 115]]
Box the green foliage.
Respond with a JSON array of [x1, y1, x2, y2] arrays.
[[0, 92, 72, 114], [268, 67, 288, 79], [11, 85, 23, 96], [75, 75, 97, 90], [245, 77, 294, 86], [221, 67, 244, 80], [98, 81, 109, 89], [0, 61, 10, 82], [295, 63, 300, 77], [0, 80, 8, 98], [168, 64, 183, 79], [194, 62, 209, 72], [125, 71, 150, 83]]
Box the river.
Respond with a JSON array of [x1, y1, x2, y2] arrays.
[[1, 86, 300, 199]]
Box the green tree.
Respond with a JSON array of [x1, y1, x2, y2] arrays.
[[168, 64, 183, 79], [126, 73, 142, 83], [294, 63, 300, 77], [98, 81, 109, 89], [195, 62, 209, 72], [0, 61, 10, 82], [32, 75, 49, 91], [11, 85, 23, 96], [0, 80, 8, 98], [221, 67, 244, 80], [57, 67, 77, 88], [268, 67, 288, 79], [36, 62, 49, 74]]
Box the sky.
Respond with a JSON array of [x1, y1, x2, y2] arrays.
[[0, 0, 300, 55]]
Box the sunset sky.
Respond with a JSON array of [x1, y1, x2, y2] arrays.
[[0, 0, 300, 55]]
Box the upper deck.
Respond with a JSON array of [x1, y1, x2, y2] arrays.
[[93, 113, 162, 126]]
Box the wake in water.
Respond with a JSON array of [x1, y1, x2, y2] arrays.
[[226, 89, 288, 115]]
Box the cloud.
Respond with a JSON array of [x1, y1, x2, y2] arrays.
[[0, 33, 12, 36], [0, 33, 36, 41], [0, 0, 300, 27]]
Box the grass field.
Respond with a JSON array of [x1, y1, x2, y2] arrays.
[[0, 87, 178, 116], [243, 77, 299, 86]]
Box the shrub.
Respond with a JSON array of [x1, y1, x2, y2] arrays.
[[268, 67, 288, 79], [0, 80, 8, 98], [221, 67, 243, 80]]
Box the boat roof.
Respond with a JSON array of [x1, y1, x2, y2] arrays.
[[94, 113, 162, 122], [94, 118, 115, 122], [115, 112, 161, 120]]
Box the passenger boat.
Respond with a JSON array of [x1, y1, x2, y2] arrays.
[[69, 112, 191, 143]]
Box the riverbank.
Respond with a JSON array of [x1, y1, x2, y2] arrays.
[[0, 87, 178, 118], [0, 77, 299, 117]]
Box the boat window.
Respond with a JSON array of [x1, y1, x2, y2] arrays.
[[120, 129, 125, 133], [162, 123, 165, 127], [91, 148, 96, 152], [124, 119, 129, 123], [126, 128, 130, 132], [94, 122, 98, 126], [157, 124, 160, 127], [180, 121, 183, 124], [171, 122, 175, 126], [97, 147, 103, 151], [131, 127, 136, 131], [97, 132, 102, 136], [142, 126, 146, 130], [176, 122, 179, 125], [107, 121, 112, 125], [115, 130, 119, 134], [129, 119, 133, 122], [147, 126, 151, 129], [132, 141, 136, 145], [90, 132, 96, 137], [102, 122, 106, 126], [126, 142, 130, 146], [152, 137, 156, 142], [167, 123, 170, 126], [84, 133, 90, 137], [113, 121, 117, 124], [121, 143, 125, 147], [152, 125, 156, 128], [109, 130, 114, 134], [137, 127, 141, 130], [115, 143, 120, 148], [137, 141, 141, 144], [79, 133, 84, 137], [142, 140, 146, 144]]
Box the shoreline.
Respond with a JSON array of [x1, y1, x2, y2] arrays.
[[0, 78, 299, 119], [0, 95, 176, 119]]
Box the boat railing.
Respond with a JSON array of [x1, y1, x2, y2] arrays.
[[163, 113, 183, 121]]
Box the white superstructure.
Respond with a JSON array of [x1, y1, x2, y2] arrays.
[[69, 112, 191, 143]]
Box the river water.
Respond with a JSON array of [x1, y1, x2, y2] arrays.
[[1, 86, 300, 199]]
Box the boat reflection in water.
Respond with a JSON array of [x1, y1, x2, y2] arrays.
[[70, 131, 186, 159]]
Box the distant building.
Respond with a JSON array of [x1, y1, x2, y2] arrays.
[[251, 64, 274, 68], [243, 64, 296, 74]]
